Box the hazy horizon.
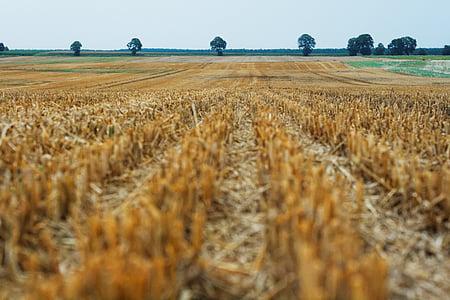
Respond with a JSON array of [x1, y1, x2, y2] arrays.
[[2, 0, 449, 50]]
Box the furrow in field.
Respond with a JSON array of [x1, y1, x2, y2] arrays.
[[194, 96, 272, 299], [310, 71, 372, 86], [97, 69, 188, 89]]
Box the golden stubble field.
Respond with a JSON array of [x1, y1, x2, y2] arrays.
[[0, 56, 449, 299]]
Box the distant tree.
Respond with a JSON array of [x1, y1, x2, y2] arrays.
[[356, 34, 374, 55], [210, 36, 227, 56], [70, 41, 82, 56], [298, 34, 316, 56], [388, 36, 417, 55], [347, 38, 359, 56], [127, 38, 142, 56], [5, 47, 9, 51], [388, 38, 404, 55], [347, 34, 374, 56], [0, 43, 5, 52], [374, 43, 386, 55], [402, 36, 417, 55], [443, 45, 450, 56]]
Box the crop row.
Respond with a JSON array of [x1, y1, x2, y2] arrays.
[[272, 88, 448, 159], [0, 89, 232, 181], [0, 94, 236, 298], [254, 105, 388, 299], [262, 89, 449, 225]]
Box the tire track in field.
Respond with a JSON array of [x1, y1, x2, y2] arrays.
[[199, 62, 212, 69], [195, 98, 270, 299], [292, 62, 373, 86], [93, 69, 189, 89], [310, 70, 378, 86]]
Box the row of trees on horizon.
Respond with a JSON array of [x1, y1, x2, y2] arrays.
[[1, 37, 450, 56], [299, 34, 450, 56]]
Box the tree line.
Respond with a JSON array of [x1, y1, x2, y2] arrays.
[[298, 34, 449, 56], [346, 34, 419, 56], [2, 37, 450, 56]]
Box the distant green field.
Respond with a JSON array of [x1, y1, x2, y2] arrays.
[[379, 55, 450, 61], [348, 59, 450, 78], [0, 50, 45, 57]]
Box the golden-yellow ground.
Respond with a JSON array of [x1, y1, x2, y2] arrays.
[[0, 56, 449, 300], [1, 56, 449, 91]]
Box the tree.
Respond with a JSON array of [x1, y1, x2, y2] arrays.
[[347, 38, 359, 56], [127, 38, 142, 56], [70, 41, 82, 56], [374, 43, 386, 55], [298, 34, 316, 56], [347, 34, 374, 56], [388, 38, 404, 55], [356, 34, 374, 55], [388, 36, 417, 55], [0, 43, 5, 52], [210, 36, 227, 56], [402, 36, 417, 55], [443, 45, 450, 56]]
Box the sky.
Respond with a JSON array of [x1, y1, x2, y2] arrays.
[[1, 0, 449, 50]]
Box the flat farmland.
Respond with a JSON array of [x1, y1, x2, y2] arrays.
[[0, 56, 449, 299], [1, 56, 449, 90]]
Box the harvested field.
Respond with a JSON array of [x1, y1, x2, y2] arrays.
[[0, 56, 449, 299]]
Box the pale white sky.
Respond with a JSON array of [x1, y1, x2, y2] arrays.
[[1, 0, 449, 49]]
